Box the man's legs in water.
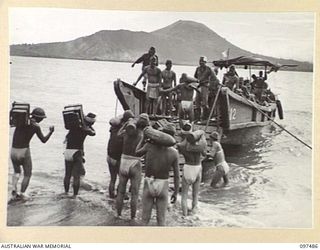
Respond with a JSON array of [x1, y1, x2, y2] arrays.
[[107, 156, 119, 198], [72, 151, 84, 197], [210, 166, 224, 188], [181, 177, 190, 216], [141, 180, 154, 225], [191, 172, 201, 213], [11, 160, 21, 195], [116, 172, 129, 217], [129, 162, 142, 220], [20, 150, 32, 194], [64, 160, 73, 193], [222, 174, 229, 186], [156, 182, 169, 226]]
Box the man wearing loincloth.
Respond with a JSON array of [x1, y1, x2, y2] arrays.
[[207, 131, 229, 188], [107, 110, 134, 198], [116, 113, 149, 221], [135, 123, 180, 226], [161, 73, 198, 122], [134, 56, 162, 115], [177, 129, 207, 216], [131, 47, 159, 91], [160, 60, 177, 116], [10, 107, 54, 200], [63, 113, 96, 197]]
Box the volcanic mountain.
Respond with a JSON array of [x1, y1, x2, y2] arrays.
[[10, 20, 312, 72]]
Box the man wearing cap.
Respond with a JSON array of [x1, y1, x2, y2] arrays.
[[10, 107, 54, 200], [116, 113, 149, 221], [194, 56, 214, 121], [63, 112, 96, 197], [207, 131, 229, 188], [134, 57, 162, 115], [160, 60, 177, 116], [107, 110, 134, 198], [135, 123, 179, 226], [177, 129, 207, 216], [132, 47, 159, 91]]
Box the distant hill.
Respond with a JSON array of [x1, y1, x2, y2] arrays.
[[10, 20, 313, 72]]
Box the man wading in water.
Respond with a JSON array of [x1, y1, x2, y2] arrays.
[[207, 131, 229, 188], [116, 113, 149, 221], [63, 113, 96, 197], [177, 129, 207, 216], [107, 110, 134, 198], [135, 123, 180, 226], [10, 107, 54, 200]]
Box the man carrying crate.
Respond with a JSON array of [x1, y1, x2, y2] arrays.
[[63, 111, 96, 197], [10, 106, 54, 200]]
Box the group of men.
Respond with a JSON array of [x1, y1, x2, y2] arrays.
[[222, 66, 271, 102], [132, 47, 273, 124], [10, 107, 97, 200], [106, 110, 230, 226], [132, 47, 221, 122]]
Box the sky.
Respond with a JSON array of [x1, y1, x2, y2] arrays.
[[9, 8, 315, 62]]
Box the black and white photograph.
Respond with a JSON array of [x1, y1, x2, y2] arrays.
[[7, 8, 314, 228]]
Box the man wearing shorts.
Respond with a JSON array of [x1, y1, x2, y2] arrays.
[[177, 129, 207, 216], [207, 131, 229, 188], [10, 107, 54, 200], [64, 113, 96, 197], [194, 56, 213, 121], [116, 113, 149, 220], [135, 123, 180, 226], [134, 57, 162, 115]]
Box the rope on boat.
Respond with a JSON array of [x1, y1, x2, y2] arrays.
[[115, 98, 118, 117], [244, 98, 312, 150], [205, 84, 222, 132]]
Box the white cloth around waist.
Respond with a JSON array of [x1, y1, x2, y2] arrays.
[[144, 176, 169, 197], [181, 100, 193, 110], [216, 161, 230, 174], [119, 154, 141, 176], [11, 147, 28, 161], [64, 149, 79, 161], [183, 163, 202, 184]]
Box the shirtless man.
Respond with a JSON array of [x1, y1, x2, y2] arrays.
[[136, 123, 180, 226], [107, 110, 134, 198], [160, 60, 176, 116], [161, 73, 198, 122], [177, 129, 207, 216], [64, 113, 96, 197], [116, 113, 149, 220], [132, 47, 158, 90], [10, 107, 54, 200], [207, 131, 229, 188], [134, 57, 162, 115]]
